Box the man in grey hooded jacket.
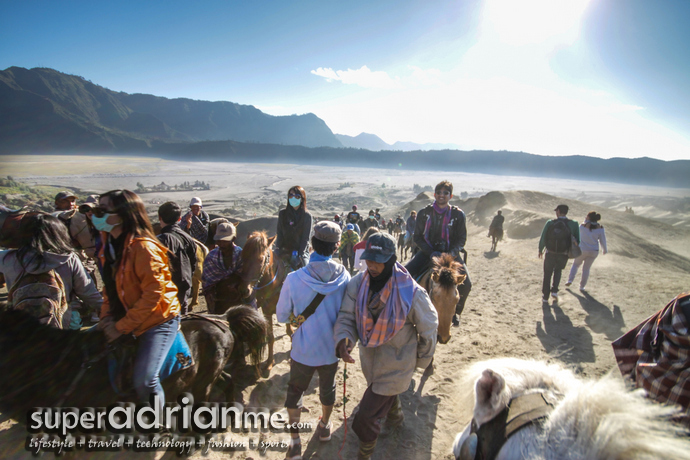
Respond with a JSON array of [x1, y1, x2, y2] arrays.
[[276, 221, 351, 460]]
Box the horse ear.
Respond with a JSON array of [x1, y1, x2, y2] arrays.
[[475, 369, 505, 412], [455, 273, 467, 285], [431, 272, 440, 283], [268, 235, 277, 246]]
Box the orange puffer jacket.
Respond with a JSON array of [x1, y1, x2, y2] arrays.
[[99, 234, 180, 336]]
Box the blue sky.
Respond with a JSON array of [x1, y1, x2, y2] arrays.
[[2, 0, 689, 160]]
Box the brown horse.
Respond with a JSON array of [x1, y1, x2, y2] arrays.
[[417, 253, 466, 345], [212, 231, 286, 377]]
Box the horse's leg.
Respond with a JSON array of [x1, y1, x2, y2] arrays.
[[216, 371, 236, 403], [423, 357, 434, 376], [260, 307, 275, 378]]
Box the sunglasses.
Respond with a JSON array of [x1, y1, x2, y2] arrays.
[[91, 206, 112, 218], [435, 190, 451, 196]]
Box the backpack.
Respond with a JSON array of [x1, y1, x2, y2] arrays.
[[7, 270, 69, 328], [545, 219, 572, 254]]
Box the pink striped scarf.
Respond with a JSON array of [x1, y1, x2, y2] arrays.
[[356, 262, 416, 347], [424, 202, 451, 250]]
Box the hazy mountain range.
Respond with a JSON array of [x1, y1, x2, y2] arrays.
[[1, 66, 688, 188]]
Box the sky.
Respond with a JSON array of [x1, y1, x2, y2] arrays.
[[2, 0, 689, 161]]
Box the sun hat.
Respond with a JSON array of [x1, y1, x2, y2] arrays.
[[190, 197, 203, 207]]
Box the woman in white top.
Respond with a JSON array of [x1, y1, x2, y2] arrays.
[[566, 211, 607, 291]]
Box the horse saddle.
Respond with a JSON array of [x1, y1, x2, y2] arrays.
[[107, 329, 194, 397]]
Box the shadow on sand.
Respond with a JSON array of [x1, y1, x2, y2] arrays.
[[536, 300, 595, 365]]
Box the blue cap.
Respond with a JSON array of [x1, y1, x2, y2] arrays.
[[361, 233, 396, 263], [346, 224, 355, 231]]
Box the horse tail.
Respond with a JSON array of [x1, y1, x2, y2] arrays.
[[225, 306, 268, 369]]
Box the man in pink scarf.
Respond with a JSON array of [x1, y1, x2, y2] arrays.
[[335, 232, 438, 460], [405, 180, 472, 326]]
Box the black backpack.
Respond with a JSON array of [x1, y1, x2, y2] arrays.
[[545, 219, 572, 254]]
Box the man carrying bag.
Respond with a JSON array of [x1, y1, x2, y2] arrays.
[[276, 221, 351, 460]]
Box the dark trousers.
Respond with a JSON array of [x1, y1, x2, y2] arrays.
[[542, 252, 568, 299], [352, 386, 397, 443], [285, 360, 338, 409], [405, 251, 472, 315], [342, 253, 355, 274]]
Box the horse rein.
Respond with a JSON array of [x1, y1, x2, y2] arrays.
[[250, 248, 277, 292]]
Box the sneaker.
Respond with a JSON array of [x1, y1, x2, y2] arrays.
[[285, 438, 302, 460], [90, 313, 100, 323], [551, 292, 558, 299], [565, 282, 572, 287], [316, 418, 331, 442], [451, 314, 460, 327], [579, 287, 587, 292]]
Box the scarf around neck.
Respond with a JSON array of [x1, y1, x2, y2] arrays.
[[424, 202, 452, 250], [356, 262, 416, 347]]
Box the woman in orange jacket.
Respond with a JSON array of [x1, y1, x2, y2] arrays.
[[94, 190, 180, 408]]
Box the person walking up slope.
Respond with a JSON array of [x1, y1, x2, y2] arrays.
[[538, 204, 580, 302], [566, 211, 607, 292]]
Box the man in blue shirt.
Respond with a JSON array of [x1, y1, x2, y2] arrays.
[[276, 221, 351, 460], [538, 204, 580, 302]]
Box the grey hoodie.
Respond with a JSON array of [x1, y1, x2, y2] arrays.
[[0, 249, 103, 325]]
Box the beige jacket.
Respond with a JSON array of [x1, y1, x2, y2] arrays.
[[334, 272, 438, 395]]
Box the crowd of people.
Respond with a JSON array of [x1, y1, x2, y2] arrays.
[[0, 180, 614, 460]]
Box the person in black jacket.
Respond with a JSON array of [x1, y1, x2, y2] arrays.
[[405, 180, 472, 326], [275, 186, 313, 270], [157, 201, 198, 315]]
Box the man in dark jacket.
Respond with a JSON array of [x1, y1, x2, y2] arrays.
[[538, 204, 580, 303], [158, 201, 198, 315], [405, 180, 472, 326]]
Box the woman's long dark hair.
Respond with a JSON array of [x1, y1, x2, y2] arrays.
[[287, 186, 307, 213], [9, 213, 74, 270], [100, 189, 157, 241]]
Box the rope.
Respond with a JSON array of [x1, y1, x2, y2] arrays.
[[338, 338, 349, 459]]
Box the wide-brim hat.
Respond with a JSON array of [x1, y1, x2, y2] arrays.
[[214, 222, 236, 241], [361, 233, 396, 263]]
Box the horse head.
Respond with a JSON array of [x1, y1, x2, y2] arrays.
[[0, 207, 42, 248], [240, 231, 277, 299], [429, 253, 466, 344]]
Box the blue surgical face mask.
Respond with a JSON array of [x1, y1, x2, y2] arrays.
[[91, 213, 120, 233], [289, 197, 301, 208]]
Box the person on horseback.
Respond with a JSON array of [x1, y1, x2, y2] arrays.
[[335, 232, 438, 460], [157, 201, 198, 315], [488, 210, 505, 252], [275, 186, 313, 270], [277, 221, 351, 459], [202, 222, 243, 311], [405, 180, 472, 327], [0, 213, 102, 329], [95, 189, 181, 412], [405, 210, 416, 245], [339, 223, 360, 274], [181, 197, 210, 244]]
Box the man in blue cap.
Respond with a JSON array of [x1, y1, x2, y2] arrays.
[[334, 232, 438, 460]]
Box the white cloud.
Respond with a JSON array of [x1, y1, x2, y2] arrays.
[[311, 66, 403, 89]]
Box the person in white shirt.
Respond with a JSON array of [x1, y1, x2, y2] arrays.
[[566, 211, 608, 291]]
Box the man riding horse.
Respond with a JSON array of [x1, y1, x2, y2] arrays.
[[405, 180, 472, 327]]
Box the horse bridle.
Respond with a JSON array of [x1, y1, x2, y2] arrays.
[[249, 247, 277, 292], [457, 392, 555, 460]]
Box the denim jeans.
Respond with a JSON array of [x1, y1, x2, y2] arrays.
[[133, 315, 181, 407]]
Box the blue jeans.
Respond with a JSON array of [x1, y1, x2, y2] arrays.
[[133, 315, 180, 407]]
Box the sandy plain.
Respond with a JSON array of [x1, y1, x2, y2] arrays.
[[0, 154, 689, 460]]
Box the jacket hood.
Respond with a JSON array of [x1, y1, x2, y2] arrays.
[[295, 259, 349, 295], [15, 250, 73, 274]]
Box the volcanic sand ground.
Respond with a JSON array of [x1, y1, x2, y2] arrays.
[[0, 155, 688, 459]]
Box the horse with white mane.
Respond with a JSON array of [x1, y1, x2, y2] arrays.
[[453, 358, 690, 460]]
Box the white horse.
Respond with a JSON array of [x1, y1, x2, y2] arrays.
[[453, 358, 690, 460]]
